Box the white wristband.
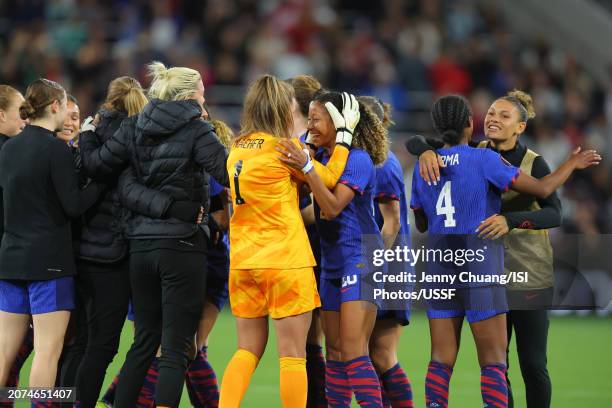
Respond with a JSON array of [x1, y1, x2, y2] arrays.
[[301, 149, 314, 174]]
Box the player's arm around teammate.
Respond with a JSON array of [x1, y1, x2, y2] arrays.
[[408, 90, 567, 408], [81, 62, 228, 408], [219, 75, 322, 408], [286, 74, 329, 408], [408, 106, 600, 197], [280, 90, 389, 407], [411, 95, 518, 408], [58, 77, 184, 408], [410, 94, 599, 408], [221, 79, 358, 408]]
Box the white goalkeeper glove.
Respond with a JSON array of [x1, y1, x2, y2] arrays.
[[324, 92, 360, 148], [81, 116, 96, 133]]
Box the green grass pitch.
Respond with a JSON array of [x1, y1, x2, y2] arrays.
[[15, 311, 612, 407]]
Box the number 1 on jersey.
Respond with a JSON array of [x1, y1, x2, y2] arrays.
[[436, 181, 456, 227], [234, 160, 245, 205]]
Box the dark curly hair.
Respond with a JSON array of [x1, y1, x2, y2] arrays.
[[357, 96, 395, 129]]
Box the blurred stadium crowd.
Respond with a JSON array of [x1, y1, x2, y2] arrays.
[[0, 0, 610, 308]]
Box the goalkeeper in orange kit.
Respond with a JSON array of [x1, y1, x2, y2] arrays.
[[218, 75, 359, 408]]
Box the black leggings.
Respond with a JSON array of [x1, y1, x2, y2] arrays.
[[506, 309, 552, 408], [60, 259, 130, 408], [114, 249, 206, 408]]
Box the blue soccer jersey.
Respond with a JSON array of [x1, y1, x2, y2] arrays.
[[374, 151, 413, 323], [208, 176, 230, 259], [315, 148, 382, 279], [411, 144, 519, 298], [299, 132, 308, 144], [209, 176, 225, 197], [374, 151, 411, 247], [410, 145, 520, 234]]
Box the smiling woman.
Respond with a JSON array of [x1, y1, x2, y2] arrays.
[[56, 95, 80, 144], [407, 91, 601, 408], [218, 76, 358, 408], [278, 90, 390, 406]]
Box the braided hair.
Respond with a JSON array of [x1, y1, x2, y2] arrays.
[[431, 94, 472, 145]]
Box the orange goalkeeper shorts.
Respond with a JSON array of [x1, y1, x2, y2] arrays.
[[229, 267, 321, 319]]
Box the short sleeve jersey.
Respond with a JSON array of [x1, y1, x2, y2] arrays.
[[227, 132, 315, 269], [374, 151, 411, 247], [411, 145, 520, 234], [315, 148, 381, 278]]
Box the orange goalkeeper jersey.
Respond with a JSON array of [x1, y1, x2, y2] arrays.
[[227, 132, 348, 269]]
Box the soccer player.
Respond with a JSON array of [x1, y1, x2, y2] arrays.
[[407, 90, 561, 408], [288, 74, 327, 408], [0, 79, 103, 394], [218, 75, 355, 408], [2, 92, 83, 406], [409, 94, 600, 408], [279, 90, 389, 407], [360, 96, 414, 408]]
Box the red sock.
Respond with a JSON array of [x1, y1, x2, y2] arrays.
[[345, 356, 382, 407], [381, 363, 413, 407], [186, 347, 219, 407], [481, 364, 508, 408], [137, 358, 159, 408], [425, 361, 452, 408]]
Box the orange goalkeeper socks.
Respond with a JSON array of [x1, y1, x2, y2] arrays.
[[279, 356, 307, 408], [219, 348, 259, 408]]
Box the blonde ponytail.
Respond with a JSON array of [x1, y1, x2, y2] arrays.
[[239, 75, 294, 140], [147, 61, 202, 101], [211, 119, 234, 149], [103, 76, 148, 116], [124, 86, 148, 116]]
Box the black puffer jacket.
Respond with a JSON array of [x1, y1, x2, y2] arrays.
[[79, 99, 228, 239], [75, 109, 129, 263]]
